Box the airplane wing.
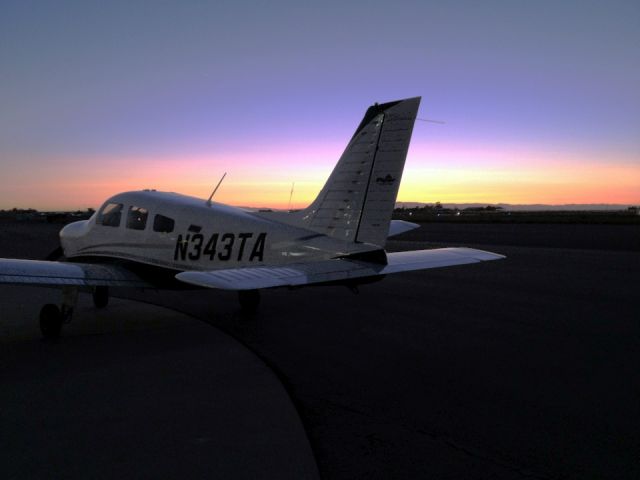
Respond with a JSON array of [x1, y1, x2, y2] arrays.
[[175, 247, 505, 290], [0, 258, 152, 288]]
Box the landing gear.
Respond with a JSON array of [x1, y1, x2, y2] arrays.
[[39, 304, 63, 339], [238, 289, 260, 314], [39, 286, 78, 339], [92, 286, 109, 308]]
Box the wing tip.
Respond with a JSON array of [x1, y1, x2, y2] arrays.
[[457, 248, 506, 261]]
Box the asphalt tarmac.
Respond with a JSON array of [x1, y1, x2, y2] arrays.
[[0, 288, 319, 479], [2, 222, 639, 479]]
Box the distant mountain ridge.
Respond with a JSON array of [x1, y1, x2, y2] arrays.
[[395, 202, 637, 211]]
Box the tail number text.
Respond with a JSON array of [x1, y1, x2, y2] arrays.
[[174, 232, 267, 262]]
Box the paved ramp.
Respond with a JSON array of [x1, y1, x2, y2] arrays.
[[0, 287, 319, 480]]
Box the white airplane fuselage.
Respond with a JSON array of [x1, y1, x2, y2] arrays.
[[60, 190, 375, 273], [0, 97, 507, 340]]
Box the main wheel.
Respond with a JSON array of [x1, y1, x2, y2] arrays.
[[93, 286, 109, 309], [238, 290, 260, 314], [40, 304, 63, 339]]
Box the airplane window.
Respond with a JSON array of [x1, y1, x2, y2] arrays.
[[153, 214, 175, 233], [98, 203, 123, 227], [126, 206, 148, 230]]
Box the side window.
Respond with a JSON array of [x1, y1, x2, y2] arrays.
[[127, 206, 148, 230], [98, 203, 123, 227], [153, 214, 175, 233]]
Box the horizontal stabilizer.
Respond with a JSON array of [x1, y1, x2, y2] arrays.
[[388, 220, 420, 237], [384, 248, 504, 273], [0, 258, 152, 287], [175, 247, 504, 290]]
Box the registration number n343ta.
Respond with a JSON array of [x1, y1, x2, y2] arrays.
[[174, 232, 266, 262]]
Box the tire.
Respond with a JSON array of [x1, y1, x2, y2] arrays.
[[93, 286, 109, 309], [40, 304, 63, 339], [238, 290, 260, 314]]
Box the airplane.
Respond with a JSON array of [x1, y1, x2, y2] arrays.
[[0, 97, 504, 338]]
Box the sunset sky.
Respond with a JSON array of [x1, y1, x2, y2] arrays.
[[1, 1, 638, 210]]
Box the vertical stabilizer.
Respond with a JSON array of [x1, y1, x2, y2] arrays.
[[298, 97, 420, 246]]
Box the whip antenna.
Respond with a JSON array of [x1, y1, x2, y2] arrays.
[[287, 182, 295, 211], [416, 118, 445, 124], [206, 172, 227, 207]]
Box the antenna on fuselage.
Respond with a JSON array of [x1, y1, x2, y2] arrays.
[[206, 172, 227, 207], [416, 117, 445, 124], [287, 181, 295, 211]]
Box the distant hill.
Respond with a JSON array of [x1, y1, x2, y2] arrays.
[[395, 202, 637, 211]]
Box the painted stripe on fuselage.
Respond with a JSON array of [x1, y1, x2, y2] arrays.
[[77, 242, 174, 252], [70, 251, 189, 272]]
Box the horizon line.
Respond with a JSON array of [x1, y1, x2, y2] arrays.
[[2, 201, 639, 213]]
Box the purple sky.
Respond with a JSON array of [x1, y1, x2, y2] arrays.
[[1, 1, 638, 209]]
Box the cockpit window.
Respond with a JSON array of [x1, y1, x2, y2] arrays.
[[126, 206, 148, 230], [98, 203, 123, 227], [153, 214, 175, 233]]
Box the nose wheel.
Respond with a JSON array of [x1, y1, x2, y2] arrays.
[[38, 286, 111, 339], [38, 286, 79, 339]]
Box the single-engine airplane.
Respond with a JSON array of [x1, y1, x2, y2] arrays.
[[0, 97, 504, 338]]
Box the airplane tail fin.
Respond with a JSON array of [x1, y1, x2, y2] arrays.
[[298, 97, 421, 247]]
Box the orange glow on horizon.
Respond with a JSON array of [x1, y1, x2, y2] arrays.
[[1, 143, 638, 210]]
